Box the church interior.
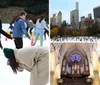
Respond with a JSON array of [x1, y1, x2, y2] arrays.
[[50, 43, 100, 85]]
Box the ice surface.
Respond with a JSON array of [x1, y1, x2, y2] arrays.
[[0, 24, 50, 85]]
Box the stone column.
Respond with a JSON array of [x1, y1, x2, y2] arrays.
[[93, 70, 100, 85], [51, 64, 61, 85]]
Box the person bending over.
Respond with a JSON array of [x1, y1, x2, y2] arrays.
[[3, 46, 49, 85]]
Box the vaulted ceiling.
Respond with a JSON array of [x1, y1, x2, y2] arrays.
[[50, 43, 100, 66]]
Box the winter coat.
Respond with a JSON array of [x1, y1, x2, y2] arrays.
[[24, 20, 29, 32], [13, 18, 30, 38], [0, 19, 2, 38], [0, 19, 2, 30], [35, 19, 49, 31], [29, 20, 34, 29], [0, 19, 12, 39], [0, 29, 12, 39], [14, 46, 49, 85]]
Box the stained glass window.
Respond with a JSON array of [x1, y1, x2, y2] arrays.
[[70, 53, 82, 62], [59, 45, 62, 56]]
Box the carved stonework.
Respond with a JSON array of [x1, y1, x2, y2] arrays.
[[86, 77, 93, 83], [93, 70, 99, 75], [93, 70, 100, 85], [57, 78, 63, 84]]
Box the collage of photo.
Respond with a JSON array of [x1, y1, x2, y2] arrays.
[[0, 0, 100, 85]]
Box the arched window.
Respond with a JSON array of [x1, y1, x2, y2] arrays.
[[61, 52, 90, 78], [70, 53, 82, 63]]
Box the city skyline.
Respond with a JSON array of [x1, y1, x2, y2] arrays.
[[50, 0, 100, 23]]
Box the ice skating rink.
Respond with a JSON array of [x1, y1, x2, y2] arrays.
[[0, 24, 50, 85]]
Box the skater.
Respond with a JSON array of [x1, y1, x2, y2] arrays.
[[9, 22, 14, 30], [34, 16, 49, 46], [8, 22, 14, 35], [13, 11, 30, 49], [0, 19, 3, 49], [44, 28, 49, 40], [44, 24, 49, 40], [0, 19, 12, 49], [3, 46, 49, 85], [28, 19, 34, 36], [24, 18, 29, 32]]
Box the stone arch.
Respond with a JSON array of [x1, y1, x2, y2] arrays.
[[60, 46, 90, 78]]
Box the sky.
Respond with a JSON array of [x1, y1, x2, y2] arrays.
[[50, 0, 100, 23]]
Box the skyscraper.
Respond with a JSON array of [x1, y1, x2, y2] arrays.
[[76, 2, 79, 10], [51, 14, 57, 26], [80, 16, 86, 29], [70, 10, 77, 29], [93, 6, 100, 19], [76, 2, 79, 29], [70, 2, 79, 29], [57, 11, 62, 27], [88, 13, 92, 19]]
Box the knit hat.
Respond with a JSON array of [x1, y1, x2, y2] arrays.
[[3, 48, 14, 60]]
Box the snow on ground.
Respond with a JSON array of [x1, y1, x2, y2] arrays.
[[0, 24, 50, 85], [51, 37, 100, 43]]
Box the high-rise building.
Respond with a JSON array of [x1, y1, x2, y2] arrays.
[[76, 2, 79, 29], [76, 2, 79, 10], [50, 17, 53, 25], [57, 11, 62, 27], [51, 14, 57, 26], [70, 2, 79, 29], [70, 10, 77, 29], [88, 13, 92, 19], [81, 16, 85, 21], [93, 6, 100, 19], [80, 16, 86, 29]]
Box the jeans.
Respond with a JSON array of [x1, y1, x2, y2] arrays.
[[14, 37, 23, 49], [34, 28, 44, 46]]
